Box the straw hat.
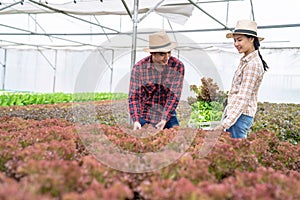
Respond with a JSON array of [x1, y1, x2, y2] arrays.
[[226, 19, 264, 41], [144, 31, 177, 52]]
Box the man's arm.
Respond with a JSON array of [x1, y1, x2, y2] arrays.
[[128, 65, 142, 125]]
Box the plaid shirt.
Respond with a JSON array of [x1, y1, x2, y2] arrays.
[[222, 50, 265, 128], [128, 55, 185, 124]]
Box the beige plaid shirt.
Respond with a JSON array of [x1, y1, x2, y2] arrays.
[[222, 50, 265, 128]]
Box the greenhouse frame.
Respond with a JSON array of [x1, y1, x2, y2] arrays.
[[0, 0, 299, 103]]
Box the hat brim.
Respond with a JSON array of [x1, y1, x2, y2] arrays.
[[226, 32, 264, 41], [143, 42, 177, 53]]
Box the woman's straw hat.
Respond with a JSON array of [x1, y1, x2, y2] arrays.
[[226, 19, 264, 41], [144, 31, 177, 52]]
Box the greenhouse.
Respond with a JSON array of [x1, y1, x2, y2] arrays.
[[0, 0, 299, 199], [0, 0, 299, 103]]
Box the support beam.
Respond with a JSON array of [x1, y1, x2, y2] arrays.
[[121, 0, 132, 19], [28, 14, 53, 42], [109, 50, 114, 93], [226, 0, 230, 25], [53, 50, 58, 92], [0, 0, 24, 12], [166, 0, 244, 5], [139, 0, 165, 23], [2, 23, 300, 36], [1, 49, 7, 90], [249, 0, 255, 21], [28, 0, 120, 33], [187, 0, 231, 31], [130, 0, 139, 70], [0, 23, 102, 48]]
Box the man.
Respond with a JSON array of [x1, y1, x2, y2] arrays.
[[128, 30, 185, 130]]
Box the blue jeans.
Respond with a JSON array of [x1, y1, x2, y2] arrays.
[[226, 114, 253, 138], [139, 112, 179, 129]]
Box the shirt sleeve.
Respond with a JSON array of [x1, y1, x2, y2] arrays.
[[128, 65, 141, 122], [222, 62, 260, 128], [162, 62, 185, 121]]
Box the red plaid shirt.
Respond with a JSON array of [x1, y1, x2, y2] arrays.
[[128, 55, 185, 124]]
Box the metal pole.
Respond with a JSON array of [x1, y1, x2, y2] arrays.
[[28, 0, 119, 33], [0, 0, 24, 12], [187, 0, 231, 30], [121, 0, 132, 19], [129, 0, 139, 125], [139, 0, 165, 22], [110, 50, 114, 93], [2, 49, 7, 90], [130, 0, 139, 70], [226, 0, 229, 25], [249, 0, 255, 21], [53, 50, 57, 92]]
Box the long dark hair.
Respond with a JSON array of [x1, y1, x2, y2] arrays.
[[247, 35, 269, 71]]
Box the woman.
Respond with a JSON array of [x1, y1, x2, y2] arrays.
[[214, 19, 269, 138]]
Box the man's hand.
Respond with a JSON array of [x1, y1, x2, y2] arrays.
[[155, 120, 167, 130], [133, 121, 142, 130]]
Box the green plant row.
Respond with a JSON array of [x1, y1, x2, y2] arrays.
[[189, 100, 224, 127], [0, 92, 128, 106], [252, 102, 300, 144]]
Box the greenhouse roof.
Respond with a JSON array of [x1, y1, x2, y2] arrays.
[[0, 0, 299, 49]]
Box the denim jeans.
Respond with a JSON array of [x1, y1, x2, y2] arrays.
[[139, 112, 179, 129], [226, 114, 253, 138]]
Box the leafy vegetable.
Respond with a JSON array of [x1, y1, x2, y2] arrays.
[[0, 92, 128, 106]]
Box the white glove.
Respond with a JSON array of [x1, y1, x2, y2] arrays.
[[133, 121, 142, 130], [155, 120, 167, 130]]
